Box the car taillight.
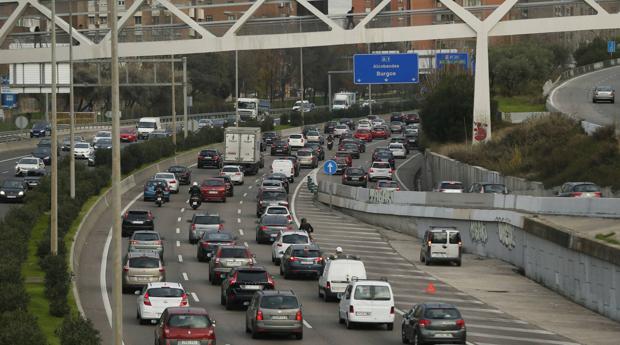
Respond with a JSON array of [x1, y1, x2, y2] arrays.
[[123, 265, 129, 272], [214, 258, 220, 264], [456, 319, 465, 329], [235, 172, 241, 176], [595, 192, 602, 197], [390, 169, 394, 173], [159, 267, 165, 273], [349, 305, 354, 313], [259, 226, 268, 231], [180, 293, 188, 306], [129, 240, 137, 245], [291, 168, 294, 174], [155, 240, 162, 245], [191, 224, 196, 230], [326, 281, 331, 290], [123, 211, 128, 219], [170, 180, 176, 184], [419, 319, 431, 328], [256, 310, 264, 321], [267, 274, 275, 287], [229, 273, 237, 285], [286, 225, 293, 230], [390, 306, 395, 314], [147, 211, 154, 220], [287, 215, 292, 222], [143, 292, 151, 306], [439, 189, 445, 192], [289, 257, 299, 262], [295, 310, 303, 321], [369, 168, 374, 173], [396, 188, 400, 191], [316, 256, 323, 263], [214, 155, 219, 160], [277, 243, 282, 247], [218, 224, 224, 230]]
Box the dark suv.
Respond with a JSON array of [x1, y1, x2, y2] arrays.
[[401, 303, 466, 345], [280, 244, 324, 278], [271, 140, 291, 156], [256, 187, 288, 217], [121, 210, 154, 237], [262, 132, 280, 147], [324, 121, 338, 134], [221, 266, 275, 309], [342, 167, 367, 187], [256, 215, 292, 244], [197, 231, 236, 262], [197, 149, 223, 169], [167, 165, 191, 185]]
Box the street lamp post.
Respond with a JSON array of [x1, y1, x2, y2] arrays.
[[50, 0, 58, 256], [69, 0, 75, 199], [171, 55, 176, 145], [235, 49, 239, 127]]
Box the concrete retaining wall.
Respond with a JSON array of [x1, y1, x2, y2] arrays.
[[316, 182, 620, 321]]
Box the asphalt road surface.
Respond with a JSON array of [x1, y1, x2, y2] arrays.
[[78, 133, 581, 345]]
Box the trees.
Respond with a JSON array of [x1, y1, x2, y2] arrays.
[[573, 36, 613, 66]]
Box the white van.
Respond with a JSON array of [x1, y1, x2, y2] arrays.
[[271, 159, 295, 182], [337, 279, 395, 330], [137, 117, 162, 139], [419, 227, 462, 266], [318, 258, 366, 302]]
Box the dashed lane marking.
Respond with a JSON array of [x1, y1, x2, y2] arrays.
[[180, 207, 185, 213], [178, 255, 183, 263], [243, 193, 248, 197], [239, 229, 244, 236], [176, 228, 180, 234], [244, 241, 249, 247], [176, 241, 180, 247], [240, 200, 243, 205], [191, 292, 200, 302], [177, 217, 182, 222], [182, 272, 189, 281], [237, 209, 241, 214], [237, 218, 241, 223]]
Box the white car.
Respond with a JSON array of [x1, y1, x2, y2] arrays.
[[262, 205, 292, 222], [334, 124, 350, 137], [372, 118, 385, 127], [154, 172, 179, 193], [376, 180, 400, 191], [15, 157, 45, 176], [136, 282, 189, 324], [74, 142, 94, 159], [388, 142, 407, 158], [306, 130, 322, 143], [271, 230, 311, 265], [220, 165, 244, 185], [92, 130, 111, 145], [435, 181, 464, 193], [318, 258, 367, 302], [368, 161, 393, 181], [288, 134, 306, 149], [198, 119, 213, 129], [292, 100, 314, 112], [338, 279, 395, 330]]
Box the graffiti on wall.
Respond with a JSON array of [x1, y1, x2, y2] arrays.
[[369, 189, 393, 204], [469, 221, 488, 244], [498, 222, 516, 250]]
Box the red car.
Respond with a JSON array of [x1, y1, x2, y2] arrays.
[[334, 152, 352, 167], [154, 307, 216, 345], [200, 178, 227, 202], [354, 129, 373, 142], [405, 113, 420, 124], [119, 128, 137, 142], [371, 126, 389, 139]]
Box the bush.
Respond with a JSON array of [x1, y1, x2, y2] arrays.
[[41, 254, 70, 317], [0, 281, 29, 312], [573, 36, 615, 66], [0, 310, 47, 345], [57, 314, 101, 345]]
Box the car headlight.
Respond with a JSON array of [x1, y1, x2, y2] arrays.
[[18, 191, 24, 196], [0, 191, 5, 195]]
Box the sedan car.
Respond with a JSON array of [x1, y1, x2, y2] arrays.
[[221, 266, 275, 309], [153, 172, 179, 193], [304, 142, 325, 161], [468, 182, 508, 194], [372, 126, 390, 139], [121, 210, 154, 237], [390, 121, 404, 134], [142, 179, 171, 202], [31, 147, 51, 165], [93, 130, 112, 145], [0, 179, 27, 203], [333, 157, 349, 175], [256, 214, 293, 244], [338, 142, 360, 159], [271, 231, 311, 265], [593, 86, 615, 103], [263, 173, 290, 193], [154, 307, 216, 345], [435, 181, 464, 193], [376, 180, 400, 191], [401, 303, 466, 345], [271, 140, 292, 156], [306, 130, 323, 144], [61, 135, 84, 151], [342, 167, 368, 187], [296, 149, 318, 168], [15, 157, 45, 176], [388, 142, 407, 158], [334, 124, 350, 137], [200, 179, 227, 202], [209, 245, 255, 284], [30, 121, 51, 138], [557, 182, 602, 198], [324, 121, 338, 134], [137, 282, 188, 324], [167, 165, 191, 185], [262, 131, 280, 147], [405, 113, 420, 124], [93, 138, 113, 150], [188, 213, 224, 244], [74, 142, 94, 159], [197, 230, 236, 262], [211, 175, 234, 196], [119, 128, 138, 142], [334, 152, 353, 167], [280, 244, 324, 279]]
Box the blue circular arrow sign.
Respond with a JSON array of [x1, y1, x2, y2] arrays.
[[323, 160, 337, 175]]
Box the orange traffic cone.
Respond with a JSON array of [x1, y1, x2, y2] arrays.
[[425, 283, 436, 294]]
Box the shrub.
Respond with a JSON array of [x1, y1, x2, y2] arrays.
[[0, 281, 29, 312], [57, 314, 101, 345], [0, 310, 47, 345]]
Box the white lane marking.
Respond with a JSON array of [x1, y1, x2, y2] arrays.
[[248, 185, 253, 189], [244, 241, 249, 247], [191, 292, 200, 302], [467, 323, 554, 334], [0, 170, 8, 174], [291, 167, 319, 227], [467, 332, 580, 345], [303, 320, 313, 329], [101, 192, 143, 328], [185, 199, 189, 204], [0, 155, 27, 163], [176, 227, 180, 234], [239, 229, 244, 236], [394, 152, 421, 191], [237, 209, 241, 214], [182, 272, 189, 281], [243, 193, 248, 197], [395, 308, 405, 315], [178, 255, 184, 263], [180, 207, 185, 213], [239, 200, 243, 205], [176, 241, 180, 247], [255, 178, 260, 183], [237, 218, 241, 223], [177, 217, 182, 222]]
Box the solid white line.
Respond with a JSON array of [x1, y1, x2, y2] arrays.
[[394, 294, 484, 305], [303, 320, 313, 329], [394, 152, 421, 191], [0, 155, 26, 163], [467, 332, 580, 345], [243, 193, 248, 197], [239, 229, 244, 236], [180, 207, 185, 213], [191, 292, 200, 302], [255, 178, 260, 183], [177, 217, 182, 222], [291, 167, 318, 228], [176, 227, 180, 234], [176, 240, 180, 247], [182, 272, 189, 281], [178, 255, 183, 263], [101, 192, 143, 328]]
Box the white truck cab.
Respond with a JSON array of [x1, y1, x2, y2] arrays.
[[337, 278, 395, 330], [419, 227, 462, 266], [137, 117, 162, 139]]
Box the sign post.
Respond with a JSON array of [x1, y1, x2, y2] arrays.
[[608, 40, 616, 57], [323, 160, 337, 209], [436, 52, 469, 71], [353, 53, 419, 85]]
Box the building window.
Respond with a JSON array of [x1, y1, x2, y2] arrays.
[[118, 0, 124, 5], [99, 16, 107, 24], [227, 15, 235, 20], [134, 16, 142, 25], [88, 16, 95, 26], [205, 15, 213, 21], [152, 16, 160, 25], [463, 0, 481, 7]]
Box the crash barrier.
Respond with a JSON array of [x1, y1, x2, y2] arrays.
[[316, 180, 620, 321]]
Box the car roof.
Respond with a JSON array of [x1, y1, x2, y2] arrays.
[[288, 243, 321, 251], [193, 213, 219, 217], [132, 230, 160, 236], [563, 181, 597, 185], [146, 282, 184, 289], [279, 230, 307, 235], [127, 251, 160, 259], [350, 279, 391, 287], [166, 307, 208, 315], [259, 289, 297, 297], [418, 302, 458, 309]]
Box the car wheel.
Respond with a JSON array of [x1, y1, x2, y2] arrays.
[[318, 286, 323, 298], [425, 256, 431, 266], [220, 291, 226, 305], [338, 310, 344, 324], [387, 323, 394, 331], [402, 327, 410, 344], [419, 252, 425, 263], [323, 290, 330, 302], [251, 327, 260, 339], [274, 258, 281, 265], [413, 332, 423, 345], [456, 258, 462, 267], [225, 297, 233, 310], [345, 316, 354, 329], [246, 319, 251, 333], [295, 332, 303, 340]]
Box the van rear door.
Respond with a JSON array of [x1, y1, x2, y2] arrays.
[[446, 230, 462, 259], [429, 230, 448, 259]]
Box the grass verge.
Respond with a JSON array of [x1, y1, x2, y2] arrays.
[[496, 96, 546, 113], [275, 124, 293, 131], [595, 232, 620, 245]]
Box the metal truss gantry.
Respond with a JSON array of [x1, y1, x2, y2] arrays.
[[1, 0, 620, 141]]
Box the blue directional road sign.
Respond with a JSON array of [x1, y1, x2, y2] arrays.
[[436, 52, 469, 70], [323, 160, 338, 175], [353, 53, 419, 85], [608, 40, 616, 53]]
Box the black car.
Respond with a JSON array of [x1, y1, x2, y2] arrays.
[[405, 113, 420, 124], [256, 214, 292, 244], [324, 121, 338, 134], [24, 169, 46, 189], [271, 140, 291, 156], [280, 244, 324, 278], [121, 210, 154, 237], [404, 134, 419, 150], [342, 167, 367, 187], [304, 142, 325, 161], [401, 303, 466, 345], [197, 149, 223, 169], [197, 231, 236, 262], [30, 122, 51, 138], [37, 138, 52, 149], [167, 165, 191, 185], [256, 187, 289, 217], [31, 147, 52, 165], [339, 118, 354, 130], [94, 138, 113, 150], [341, 138, 366, 153], [337, 142, 360, 159], [282, 156, 300, 177], [333, 157, 348, 175], [390, 112, 404, 122], [264, 173, 290, 193], [220, 266, 274, 309], [262, 132, 280, 147], [0, 179, 27, 203], [212, 175, 234, 196]]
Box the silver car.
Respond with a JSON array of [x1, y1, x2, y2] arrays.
[[208, 245, 256, 284], [593, 86, 615, 103], [296, 149, 318, 168], [245, 290, 303, 339], [188, 213, 223, 244], [122, 251, 165, 293], [128, 231, 164, 259]]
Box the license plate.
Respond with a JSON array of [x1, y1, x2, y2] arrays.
[[271, 315, 288, 320], [355, 311, 371, 316], [301, 261, 313, 265], [208, 191, 218, 194], [434, 334, 452, 338], [137, 277, 151, 281], [432, 252, 447, 257], [204, 157, 212, 160], [179, 341, 200, 345], [228, 261, 241, 266], [7, 196, 16, 199], [243, 301, 250, 306], [132, 221, 144, 224], [207, 253, 212, 257], [270, 234, 278, 237], [241, 285, 261, 290]]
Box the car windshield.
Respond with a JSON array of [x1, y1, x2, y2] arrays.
[[574, 184, 600, 192], [262, 215, 289, 226], [484, 184, 506, 193], [343, 144, 357, 150], [33, 123, 47, 129], [204, 232, 234, 241], [128, 257, 159, 268], [219, 248, 248, 258], [238, 101, 256, 109], [222, 167, 239, 173], [297, 151, 311, 157], [168, 314, 211, 328], [260, 295, 299, 309], [347, 168, 364, 175], [98, 139, 112, 145], [146, 180, 166, 188], [155, 173, 175, 179], [203, 179, 224, 187], [2, 180, 23, 188], [133, 233, 159, 241], [389, 144, 403, 149], [97, 132, 111, 138], [424, 308, 461, 319], [33, 148, 50, 154], [75, 143, 90, 149], [597, 86, 613, 91], [263, 191, 286, 200], [262, 181, 281, 188], [290, 135, 302, 139], [147, 287, 184, 298], [20, 158, 39, 165], [168, 166, 186, 173], [336, 125, 348, 129], [373, 162, 391, 169], [440, 182, 463, 189], [200, 150, 217, 156], [138, 122, 157, 128], [357, 130, 370, 134], [267, 207, 288, 215], [354, 285, 391, 301], [194, 215, 220, 225], [291, 248, 320, 257], [282, 234, 308, 244], [121, 128, 134, 133], [307, 131, 319, 136], [430, 231, 448, 244], [236, 270, 267, 282]]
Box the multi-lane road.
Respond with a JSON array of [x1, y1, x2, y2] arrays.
[[76, 131, 582, 345]]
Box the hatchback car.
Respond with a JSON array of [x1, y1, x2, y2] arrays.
[[167, 165, 191, 185], [211, 175, 234, 196], [61, 135, 84, 151], [372, 126, 390, 139], [245, 290, 304, 339], [280, 244, 324, 279], [200, 178, 227, 202], [136, 282, 188, 324], [468, 182, 508, 194], [120, 128, 138, 142], [31, 147, 52, 165], [342, 167, 368, 187], [420, 228, 462, 266], [221, 266, 275, 309], [220, 165, 244, 185], [262, 131, 280, 147], [271, 140, 291, 156], [209, 246, 255, 284], [197, 149, 223, 169], [263, 173, 290, 193], [354, 129, 373, 142], [556, 181, 602, 198], [121, 210, 154, 236], [304, 142, 325, 161], [376, 180, 400, 191], [401, 303, 466, 344], [260, 179, 286, 192], [256, 187, 289, 217], [154, 172, 179, 193], [296, 148, 318, 168], [324, 121, 338, 134], [389, 121, 404, 134], [338, 279, 395, 330], [271, 231, 311, 265], [188, 213, 224, 244], [93, 138, 113, 150], [338, 143, 360, 159], [128, 231, 164, 259], [196, 230, 236, 262], [0, 179, 27, 203], [404, 112, 421, 124], [154, 307, 216, 345], [93, 130, 112, 145], [306, 130, 323, 144], [334, 124, 350, 137], [334, 152, 353, 167], [390, 112, 404, 122], [122, 251, 165, 293], [262, 205, 292, 222], [256, 214, 294, 244], [288, 134, 306, 149], [143, 179, 171, 201], [73, 142, 94, 159], [435, 181, 464, 193], [593, 85, 615, 103], [388, 142, 407, 158], [368, 161, 393, 181], [341, 138, 366, 153]]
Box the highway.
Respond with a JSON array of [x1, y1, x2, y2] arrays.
[[78, 133, 581, 345], [549, 65, 620, 127]]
